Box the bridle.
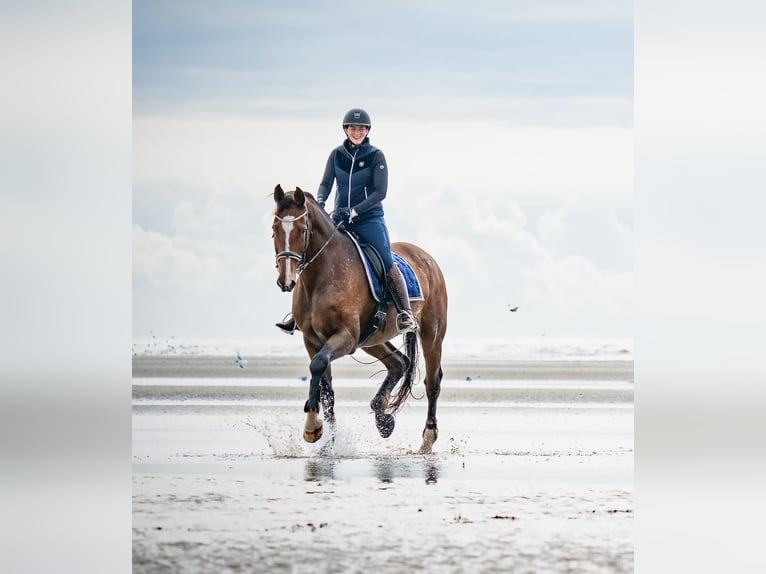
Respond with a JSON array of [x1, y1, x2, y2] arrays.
[[274, 209, 309, 269], [274, 207, 343, 276]]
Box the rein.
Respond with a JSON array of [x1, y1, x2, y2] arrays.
[[274, 207, 343, 276]]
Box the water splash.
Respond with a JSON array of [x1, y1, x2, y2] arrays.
[[243, 415, 306, 458]]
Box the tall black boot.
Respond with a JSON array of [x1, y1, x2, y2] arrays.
[[275, 313, 297, 335], [386, 264, 417, 333]]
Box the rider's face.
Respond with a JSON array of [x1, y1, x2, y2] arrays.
[[344, 125, 368, 145]]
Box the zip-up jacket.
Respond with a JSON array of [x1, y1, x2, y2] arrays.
[[316, 137, 388, 223]]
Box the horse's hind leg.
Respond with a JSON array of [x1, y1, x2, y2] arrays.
[[418, 329, 444, 455], [362, 342, 407, 438]]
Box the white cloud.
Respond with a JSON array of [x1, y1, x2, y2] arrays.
[[531, 255, 633, 313], [133, 226, 225, 293], [132, 223, 284, 338], [537, 194, 633, 271], [381, 183, 633, 338]]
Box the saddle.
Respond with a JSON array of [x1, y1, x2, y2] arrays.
[[343, 230, 423, 346], [344, 231, 424, 302]]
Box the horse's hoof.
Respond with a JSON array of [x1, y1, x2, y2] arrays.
[[304, 411, 323, 443], [375, 412, 395, 438], [304, 423, 323, 443], [418, 428, 438, 454]]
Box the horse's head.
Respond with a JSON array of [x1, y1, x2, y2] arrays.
[[272, 184, 311, 292]]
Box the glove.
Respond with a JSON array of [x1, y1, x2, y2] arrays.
[[317, 200, 326, 209], [336, 207, 351, 221]]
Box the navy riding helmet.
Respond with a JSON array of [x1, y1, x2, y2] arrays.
[[342, 108, 371, 129]]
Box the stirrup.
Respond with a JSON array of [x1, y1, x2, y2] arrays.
[[275, 314, 297, 335], [396, 311, 418, 334]]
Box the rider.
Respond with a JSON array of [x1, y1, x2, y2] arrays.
[[276, 108, 417, 335]]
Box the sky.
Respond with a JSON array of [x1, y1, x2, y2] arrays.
[[132, 0, 634, 342]]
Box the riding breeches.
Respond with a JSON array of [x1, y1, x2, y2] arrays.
[[345, 216, 394, 270]]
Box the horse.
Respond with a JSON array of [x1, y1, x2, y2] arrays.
[[271, 184, 448, 454]]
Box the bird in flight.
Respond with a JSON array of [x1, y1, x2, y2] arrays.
[[507, 304, 520, 312], [236, 350, 248, 368]]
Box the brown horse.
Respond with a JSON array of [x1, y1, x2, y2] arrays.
[[271, 185, 448, 454]]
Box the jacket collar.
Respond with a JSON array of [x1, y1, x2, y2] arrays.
[[343, 137, 370, 154]]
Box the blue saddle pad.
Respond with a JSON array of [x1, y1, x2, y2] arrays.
[[369, 252, 424, 302], [348, 236, 424, 303]]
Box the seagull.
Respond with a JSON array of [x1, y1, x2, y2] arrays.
[[507, 304, 520, 312], [236, 350, 248, 369]]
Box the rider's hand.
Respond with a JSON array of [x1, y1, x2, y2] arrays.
[[336, 207, 351, 221]]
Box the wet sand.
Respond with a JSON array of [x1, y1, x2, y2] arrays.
[[132, 354, 634, 382], [133, 355, 633, 573]]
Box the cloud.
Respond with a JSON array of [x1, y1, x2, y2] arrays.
[[531, 255, 633, 314], [380, 182, 633, 338], [537, 194, 633, 272], [133, 223, 285, 338]]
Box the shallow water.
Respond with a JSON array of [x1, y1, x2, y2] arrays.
[[133, 376, 633, 573]]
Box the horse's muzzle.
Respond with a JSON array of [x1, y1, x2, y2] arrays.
[[278, 279, 296, 292]]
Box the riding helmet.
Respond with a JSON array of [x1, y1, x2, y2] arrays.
[[342, 108, 371, 129]]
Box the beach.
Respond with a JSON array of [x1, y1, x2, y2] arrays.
[[133, 341, 633, 573]]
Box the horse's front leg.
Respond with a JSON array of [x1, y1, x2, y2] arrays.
[[319, 365, 336, 430], [303, 334, 354, 443], [303, 367, 324, 443], [318, 367, 337, 455]]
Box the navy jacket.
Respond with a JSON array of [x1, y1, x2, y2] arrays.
[[316, 137, 388, 223]]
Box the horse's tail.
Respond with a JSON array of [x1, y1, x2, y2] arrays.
[[389, 331, 419, 413]]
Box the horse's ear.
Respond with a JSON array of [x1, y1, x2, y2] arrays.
[[294, 187, 305, 207], [274, 184, 284, 202]]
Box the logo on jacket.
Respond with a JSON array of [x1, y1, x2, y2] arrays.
[[359, 161, 365, 167]]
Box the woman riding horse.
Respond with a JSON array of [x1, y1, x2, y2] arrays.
[[276, 108, 417, 335], [271, 185, 448, 454]]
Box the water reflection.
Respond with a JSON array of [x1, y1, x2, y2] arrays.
[[372, 457, 396, 483], [303, 458, 337, 482], [373, 456, 442, 485], [303, 455, 444, 484], [423, 460, 439, 485]]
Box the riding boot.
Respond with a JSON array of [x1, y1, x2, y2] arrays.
[[275, 313, 298, 335], [386, 264, 418, 333]]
